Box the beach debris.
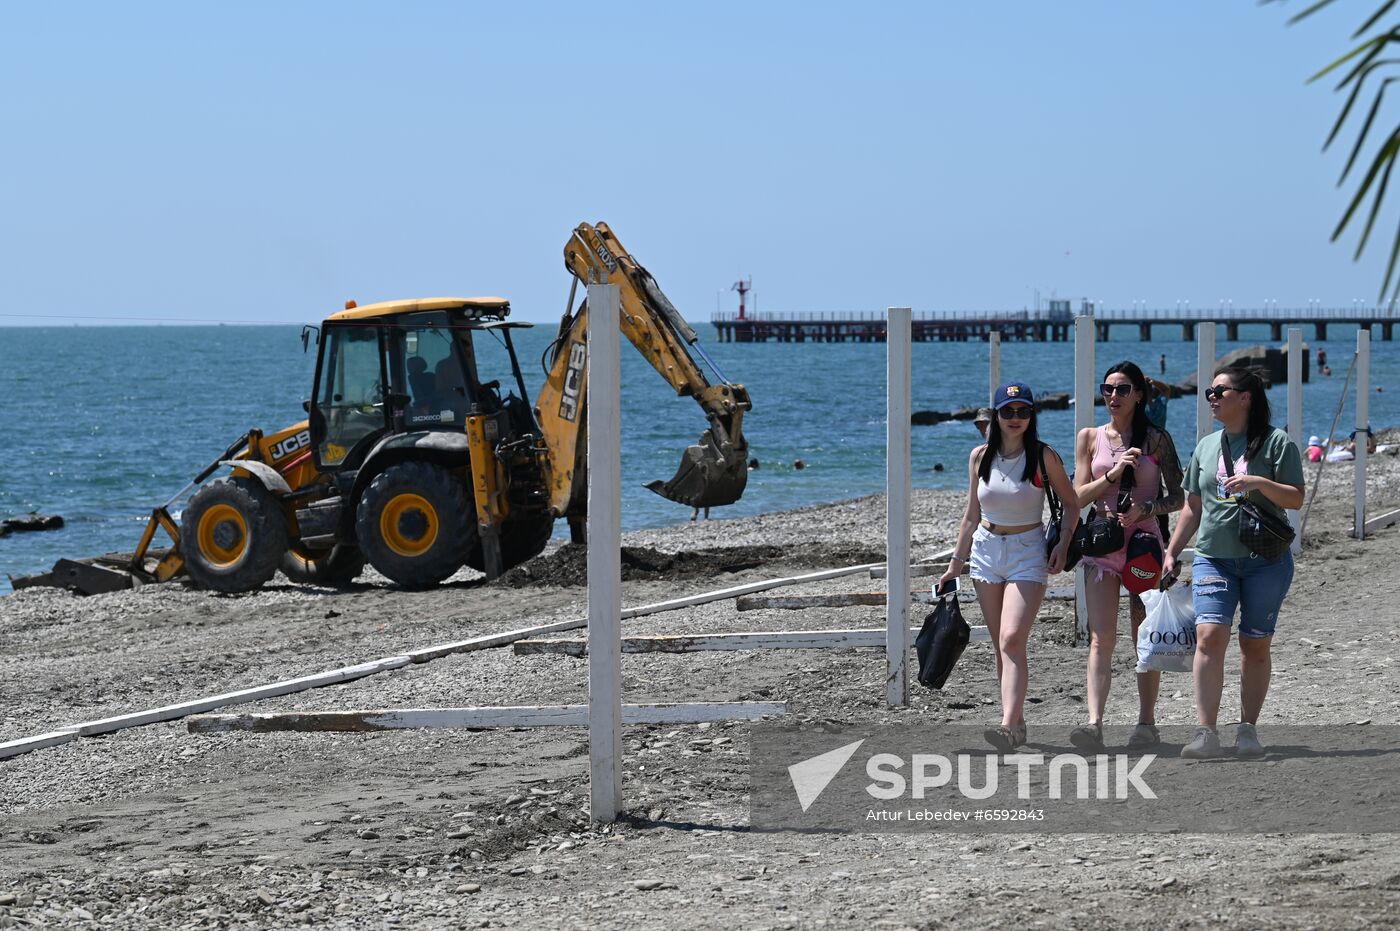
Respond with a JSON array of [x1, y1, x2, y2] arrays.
[[0, 512, 64, 535], [912, 392, 1071, 426], [493, 542, 882, 588]]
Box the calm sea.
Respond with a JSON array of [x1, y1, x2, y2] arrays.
[[0, 323, 1392, 591]]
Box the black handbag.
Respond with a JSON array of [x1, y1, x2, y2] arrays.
[[915, 592, 971, 690], [1039, 445, 1083, 570], [1221, 434, 1295, 560], [1074, 462, 1133, 558]]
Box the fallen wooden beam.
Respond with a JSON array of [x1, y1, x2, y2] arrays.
[[618, 561, 883, 619], [868, 546, 953, 579], [737, 587, 1098, 610], [188, 701, 787, 733], [0, 729, 83, 760], [738, 592, 892, 610], [514, 626, 993, 657], [0, 560, 883, 761], [1364, 506, 1400, 533]]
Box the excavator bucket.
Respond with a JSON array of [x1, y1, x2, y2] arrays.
[[645, 428, 749, 509]]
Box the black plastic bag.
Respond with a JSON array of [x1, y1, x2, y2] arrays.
[[915, 593, 971, 689]]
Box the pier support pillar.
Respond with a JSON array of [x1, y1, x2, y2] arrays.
[[1096, 323, 1110, 342], [1316, 321, 1328, 341], [1139, 323, 1152, 342], [1226, 322, 1240, 341], [1183, 323, 1195, 341], [1271, 322, 1283, 341]]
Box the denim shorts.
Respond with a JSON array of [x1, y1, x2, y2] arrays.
[[969, 525, 1048, 586], [1191, 552, 1295, 639]]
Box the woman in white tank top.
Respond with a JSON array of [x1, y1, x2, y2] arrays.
[[939, 382, 1079, 752]]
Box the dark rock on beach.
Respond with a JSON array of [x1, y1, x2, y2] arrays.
[[912, 392, 1069, 426], [0, 512, 64, 536]]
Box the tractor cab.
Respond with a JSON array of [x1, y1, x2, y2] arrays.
[[309, 297, 536, 472]]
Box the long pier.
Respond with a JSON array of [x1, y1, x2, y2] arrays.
[[711, 307, 1397, 343]]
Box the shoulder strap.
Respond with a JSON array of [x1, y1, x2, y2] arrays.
[[1038, 443, 1063, 521], [1220, 431, 1236, 477], [1114, 464, 1136, 513]]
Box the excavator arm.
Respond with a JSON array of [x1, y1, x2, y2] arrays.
[[533, 222, 751, 518]]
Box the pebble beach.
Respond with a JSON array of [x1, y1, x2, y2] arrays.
[[0, 433, 1398, 929]]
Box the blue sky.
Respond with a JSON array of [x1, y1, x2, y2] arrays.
[[0, 1, 1389, 324]]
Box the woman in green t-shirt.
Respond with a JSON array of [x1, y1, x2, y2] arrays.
[[1163, 366, 1305, 760]]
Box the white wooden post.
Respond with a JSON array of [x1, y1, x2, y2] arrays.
[[1197, 322, 1216, 442], [1287, 327, 1303, 554], [886, 306, 912, 707], [988, 330, 1001, 404], [587, 283, 622, 822], [1355, 327, 1371, 539], [1073, 316, 1095, 646]]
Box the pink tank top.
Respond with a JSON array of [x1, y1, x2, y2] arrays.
[[1091, 426, 1159, 526]]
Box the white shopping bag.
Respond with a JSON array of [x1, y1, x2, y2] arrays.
[[1135, 584, 1197, 673]]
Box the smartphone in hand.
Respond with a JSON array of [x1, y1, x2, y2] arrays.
[[935, 577, 960, 598]]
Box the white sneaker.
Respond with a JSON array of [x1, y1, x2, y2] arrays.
[[1235, 723, 1265, 759], [1126, 723, 1160, 749], [1180, 726, 1222, 759]]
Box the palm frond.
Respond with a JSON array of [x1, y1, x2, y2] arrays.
[[1356, 0, 1399, 37], [1351, 128, 1399, 257], [1278, 0, 1340, 26], [1381, 213, 1400, 301], [1324, 56, 1400, 151], [1331, 127, 1400, 240], [1339, 73, 1399, 180]]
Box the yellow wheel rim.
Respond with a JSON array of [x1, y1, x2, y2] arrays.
[[197, 504, 248, 568], [380, 493, 439, 558]]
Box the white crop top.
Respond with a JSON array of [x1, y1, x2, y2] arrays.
[[977, 449, 1045, 526]]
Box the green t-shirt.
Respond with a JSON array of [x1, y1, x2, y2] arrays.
[[1184, 427, 1305, 559]]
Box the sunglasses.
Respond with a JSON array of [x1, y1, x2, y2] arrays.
[[1100, 383, 1134, 397], [998, 405, 1033, 421], [1203, 386, 1240, 401]]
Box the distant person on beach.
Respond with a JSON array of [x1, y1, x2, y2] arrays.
[[1164, 366, 1304, 759], [1070, 361, 1184, 753], [974, 407, 993, 439], [1327, 442, 1354, 462], [939, 382, 1078, 753], [1144, 377, 1171, 431], [1306, 435, 1325, 462], [1159, 353, 1167, 376]]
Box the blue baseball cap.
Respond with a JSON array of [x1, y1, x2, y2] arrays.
[[994, 382, 1035, 409]]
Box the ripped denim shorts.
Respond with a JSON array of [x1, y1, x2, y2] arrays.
[[1191, 552, 1295, 639]]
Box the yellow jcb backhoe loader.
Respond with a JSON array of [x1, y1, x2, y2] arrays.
[[19, 223, 751, 595]]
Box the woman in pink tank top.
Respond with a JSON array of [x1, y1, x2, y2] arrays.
[[1069, 361, 1184, 752]]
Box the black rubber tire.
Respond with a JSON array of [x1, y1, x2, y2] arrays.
[[180, 478, 289, 593], [466, 514, 556, 573], [355, 462, 475, 589], [280, 544, 366, 586]]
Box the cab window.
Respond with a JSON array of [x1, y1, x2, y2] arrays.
[[316, 326, 386, 466], [393, 315, 468, 428]]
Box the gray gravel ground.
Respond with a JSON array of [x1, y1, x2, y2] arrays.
[[2, 434, 1399, 929]]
